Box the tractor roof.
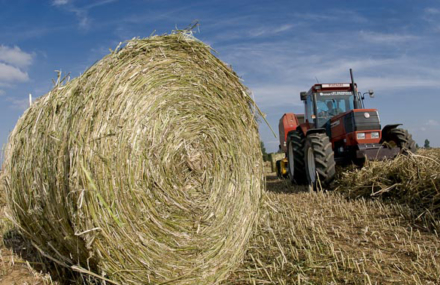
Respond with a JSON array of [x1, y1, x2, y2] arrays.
[[308, 83, 357, 93]]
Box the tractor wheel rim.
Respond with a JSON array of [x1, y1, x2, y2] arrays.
[[307, 147, 316, 183], [288, 142, 294, 177]]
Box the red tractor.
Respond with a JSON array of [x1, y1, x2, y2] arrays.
[[277, 69, 416, 188]]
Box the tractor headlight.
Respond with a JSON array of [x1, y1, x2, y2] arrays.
[[357, 132, 366, 140], [371, 132, 380, 139]]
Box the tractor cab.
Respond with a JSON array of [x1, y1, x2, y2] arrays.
[[301, 83, 362, 128]]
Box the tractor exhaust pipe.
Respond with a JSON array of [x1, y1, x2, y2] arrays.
[[350, 69, 359, 109]]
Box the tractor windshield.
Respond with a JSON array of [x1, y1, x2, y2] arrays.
[[306, 92, 355, 127]]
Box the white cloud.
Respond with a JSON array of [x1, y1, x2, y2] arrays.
[[5, 97, 30, 111], [52, 0, 117, 29], [0, 45, 33, 104], [425, 8, 440, 15], [359, 31, 417, 44], [426, 119, 439, 126], [274, 24, 293, 33], [357, 76, 440, 90], [422, 7, 440, 33], [294, 10, 368, 24], [0, 62, 29, 83], [72, 8, 90, 29], [85, 0, 117, 9], [219, 30, 440, 98], [251, 85, 303, 108], [248, 24, 294, 38], [52, 0, 69, 6], [51, 0, 90, 29], [0, 45, 33, 68]]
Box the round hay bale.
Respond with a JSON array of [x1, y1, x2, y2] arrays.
[[0, 32, 264, 284]]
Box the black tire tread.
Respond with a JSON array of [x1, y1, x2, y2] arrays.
[[305, 133, 336, 186], [292, 130, 307, 184], [388, 128, 417, 154]]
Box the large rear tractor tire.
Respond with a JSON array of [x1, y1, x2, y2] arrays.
[[304, 133, 336, 190], [287, 139, 295, 183], [386, 128, 417, 154], [291, 130, 307, 184], [287, 130, 307, 185]]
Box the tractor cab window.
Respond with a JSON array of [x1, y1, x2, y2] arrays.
[[315, 92, 354, 127]]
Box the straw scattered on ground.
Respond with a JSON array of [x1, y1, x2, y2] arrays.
[[2, 174, 440, 284], [226, 175, 440, 285], [336, 149, 440, 232]]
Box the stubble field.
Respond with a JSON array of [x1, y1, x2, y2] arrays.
[[1, 150, 439, 284]]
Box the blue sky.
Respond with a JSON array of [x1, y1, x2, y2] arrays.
[[1, 0, 440, 159]]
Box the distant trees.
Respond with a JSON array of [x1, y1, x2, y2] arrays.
[[424, 139, 431, 149], [277, 144, 283, 153], [260, 141, 269, 161]]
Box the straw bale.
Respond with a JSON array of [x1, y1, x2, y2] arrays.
[[0, 32, 264, 284], [336, 149, 440, 229], [269, 153, 284, 172]]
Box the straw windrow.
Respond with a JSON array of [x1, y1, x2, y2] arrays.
[[336, 149, 440, 231], [0, 32, 264, 284]]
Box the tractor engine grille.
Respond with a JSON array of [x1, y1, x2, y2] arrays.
[[344, 111, 381, 132]]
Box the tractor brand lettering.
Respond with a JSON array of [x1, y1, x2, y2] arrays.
[[319, 92, 353, 96], [331, 120, 340, 128], [322, 83, 350, 88]]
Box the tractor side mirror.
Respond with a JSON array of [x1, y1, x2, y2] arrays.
[[300, 91, 307, 101], [368, 90, 374, 98]]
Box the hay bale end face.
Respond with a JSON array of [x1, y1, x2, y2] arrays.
[[0, 33, 264, 284]]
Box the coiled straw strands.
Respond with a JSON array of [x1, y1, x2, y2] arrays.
[[0, 32, 264, 284]]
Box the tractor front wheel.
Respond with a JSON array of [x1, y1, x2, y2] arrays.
[[304, 133, 336, 190]]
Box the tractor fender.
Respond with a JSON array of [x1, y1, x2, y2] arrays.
[[306, 128, 326, 136], [381, 124, 402, 139], [286, 130, 296, 140], [287, 123, 308, 140], [298, 122, 311, 137]]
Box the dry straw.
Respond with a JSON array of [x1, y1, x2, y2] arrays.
[[336, 149, 440, 230], [0, 31, 264, 284]]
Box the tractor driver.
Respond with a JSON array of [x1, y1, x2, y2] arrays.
[[326, 101, 341, 116]]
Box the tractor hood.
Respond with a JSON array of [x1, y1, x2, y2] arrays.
[[340, 109, 381, 133], [329, 109, 381, 145]]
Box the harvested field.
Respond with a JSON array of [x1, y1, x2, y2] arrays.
[[227, 175, 440, 284], [336, 149, 440, 232], [2, 163, 440, 284]]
